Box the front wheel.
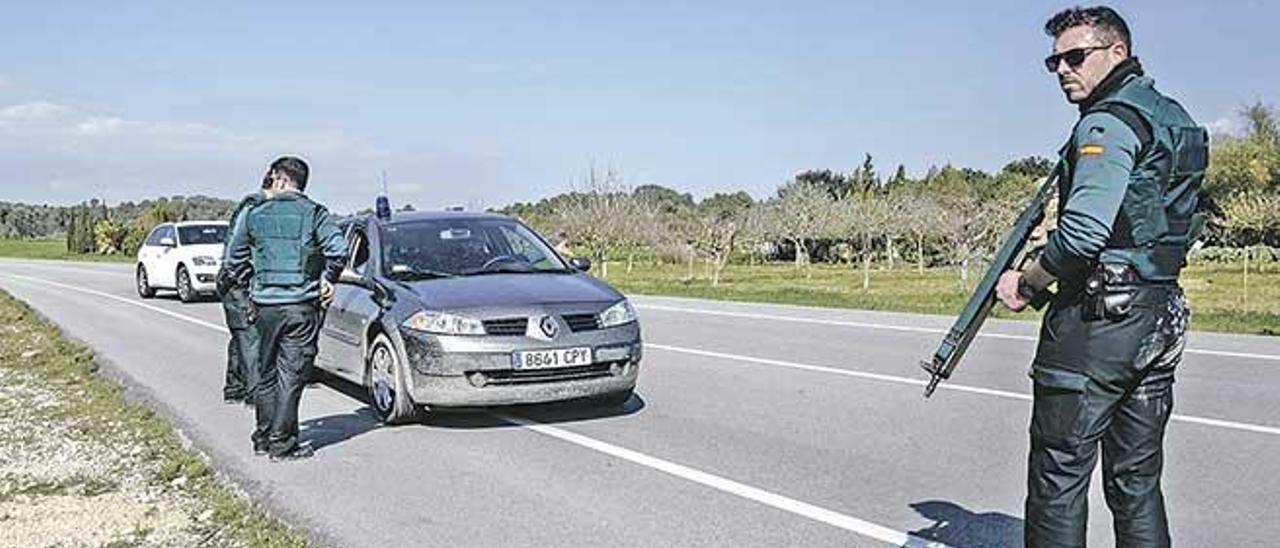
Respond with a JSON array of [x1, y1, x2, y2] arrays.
[[176, 265, 195, 303], [366, 333, 418, 425], [136, 265, 155, 299]]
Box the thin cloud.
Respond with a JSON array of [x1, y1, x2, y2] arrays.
[[1207, 115, 1245, 139], [0, 100, 392, 209]]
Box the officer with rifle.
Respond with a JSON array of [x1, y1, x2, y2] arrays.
[[225, 156, 348, 460], [923, 6, 1205, 547], [216, 174, 273, 404]]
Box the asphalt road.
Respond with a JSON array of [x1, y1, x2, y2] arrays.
[[1, 258, 1277, 547]]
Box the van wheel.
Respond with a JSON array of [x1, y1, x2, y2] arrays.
[[366, 333, 418, 425], [136, 265, 155, 299], [176, 266, 195, 303]]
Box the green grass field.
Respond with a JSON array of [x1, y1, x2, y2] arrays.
[[0, 238, 133, 263], [605, 260, 1280, 336], [2, 238, 1275, 335]]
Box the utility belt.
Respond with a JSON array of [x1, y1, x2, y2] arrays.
[[1078, 262, 1175, 322]]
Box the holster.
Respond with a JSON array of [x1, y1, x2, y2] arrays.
[[1082, 263, 1139, 321]]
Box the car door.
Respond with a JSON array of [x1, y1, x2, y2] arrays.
[[319, 225, 373, 380], [151, 225, 180, 288], [137, 225, 165, 275]]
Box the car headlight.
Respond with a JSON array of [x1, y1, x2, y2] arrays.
[[402, 310, 485, 336], [599, 299, 637, 328], [191, 256, 218, 267]]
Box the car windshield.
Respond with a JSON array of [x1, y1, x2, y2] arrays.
[[177, 225, 227, 246], [381, 218, 569, 278]]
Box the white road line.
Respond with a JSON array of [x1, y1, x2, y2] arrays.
[[646, 342, 1280, 437], [0, 273, 230, 334], [5, 271, 1279, 439], [9, 262, 1275, 362], [499, 414, 947, 548], [635, 303, 1280, 362], [0, 272, 946, 547]]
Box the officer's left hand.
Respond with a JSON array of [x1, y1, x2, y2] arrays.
[[996, 270, 1030, 312], [320, 279, 335, 308]]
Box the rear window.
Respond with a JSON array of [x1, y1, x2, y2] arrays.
[[177, 225, 227, 246]]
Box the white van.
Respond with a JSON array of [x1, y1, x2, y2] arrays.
[[135, 221, 228, 302]]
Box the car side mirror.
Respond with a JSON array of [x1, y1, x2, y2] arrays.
[[337, 267, 365, 286], [159, 237, 176, 247], [568, 257, 591, 272]]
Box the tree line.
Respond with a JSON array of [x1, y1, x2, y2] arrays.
[[500, 104, 1280, 285], [0, 196, 238, 255]]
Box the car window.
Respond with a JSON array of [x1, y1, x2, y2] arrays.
[[144, 226, 166, 246], [381, 218, 567, 277], [348, 229, 371, 276], [159, 225, 176, 243], [177, 224, 227, 246], [498, 224, 555, 268]]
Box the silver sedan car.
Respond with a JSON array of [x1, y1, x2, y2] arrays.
[[317, 211, 642, 424]]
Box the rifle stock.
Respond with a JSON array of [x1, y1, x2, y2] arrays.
[[921, 165, 1061, 398]]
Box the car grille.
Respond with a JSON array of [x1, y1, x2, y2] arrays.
[[483, 318, 527, 336], [562, 313, 600, 332], [475, 363, 616, 386]]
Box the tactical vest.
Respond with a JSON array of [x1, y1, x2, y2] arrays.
[[1059, 76, 1208, 282], [246, 193, 325, 291]]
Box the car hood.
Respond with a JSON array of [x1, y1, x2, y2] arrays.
[[182, 244, 224, 257], [396, 272, 623, 310]]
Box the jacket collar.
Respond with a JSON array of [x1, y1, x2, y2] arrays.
[[1078, 57, 1144, 112]]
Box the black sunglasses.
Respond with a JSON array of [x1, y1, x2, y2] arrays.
[[1044, 44, 1113, 72]]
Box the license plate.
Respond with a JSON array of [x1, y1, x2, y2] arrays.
[[512, 347, 593, 369]]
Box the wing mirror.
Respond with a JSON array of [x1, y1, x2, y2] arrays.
[[159, 237, 176, 247], [568, 257, 591, 272], [337, 267, 366, 286]]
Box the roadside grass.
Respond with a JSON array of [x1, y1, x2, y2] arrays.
[[0, 288, 308, 547], [0, 237, 133, 263], [607, 261, 1280, 336], [2, 237, 1274, 335]]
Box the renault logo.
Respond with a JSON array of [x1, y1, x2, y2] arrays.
[[539, 316, 559, 339]]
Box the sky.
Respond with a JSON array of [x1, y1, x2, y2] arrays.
[[0, 0, 1275, 214]]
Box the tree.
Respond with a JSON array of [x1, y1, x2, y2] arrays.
[[1219, 190, 1280, 307], [687, 192, 754, 286], [1001, 156, 1055, 180], [768, 180, 839, 275], [794, 169, 851, 200]]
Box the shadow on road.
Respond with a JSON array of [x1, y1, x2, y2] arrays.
[[906, 499, 1023, 548], [300, 407, 383, 451], [299, 370, 645, 451]]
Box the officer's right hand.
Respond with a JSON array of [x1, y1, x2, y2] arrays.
[[320, 279, 336, 308], [996, 270, 1030, 312]]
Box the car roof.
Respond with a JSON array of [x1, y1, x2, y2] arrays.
[[172, 220, 228, 227], [353, 210, 515, 226]]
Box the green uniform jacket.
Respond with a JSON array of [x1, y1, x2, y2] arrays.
[[224, 190, 349, 305]]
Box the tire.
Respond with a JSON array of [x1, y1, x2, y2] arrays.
[[590, 387, 634, 408], [136, 265, 155, 299], [366, 333, 418, 425], [176, 265, 195, 303]]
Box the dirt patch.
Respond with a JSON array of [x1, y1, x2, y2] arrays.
[[0, 289, 307, 548]]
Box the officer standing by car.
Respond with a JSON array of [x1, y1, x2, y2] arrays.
[[225, 156, 348, 460], [216, 174, 273, 404], [994, 6, 1205, 547]]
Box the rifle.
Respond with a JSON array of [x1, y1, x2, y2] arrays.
[[921, 164, 1061, 398]]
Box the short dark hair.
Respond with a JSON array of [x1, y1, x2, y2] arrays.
[[269, 156, 310, 191], [1045, 6, 1132, 52], [260, 173, 272, 189]]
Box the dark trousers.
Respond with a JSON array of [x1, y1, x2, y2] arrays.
[[221, 286, 260, 400], [1025, 285, 1188, 548], [253, 301, 321, 455]]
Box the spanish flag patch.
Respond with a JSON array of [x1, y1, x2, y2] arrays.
[[1079, 144, 1105, 155]]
